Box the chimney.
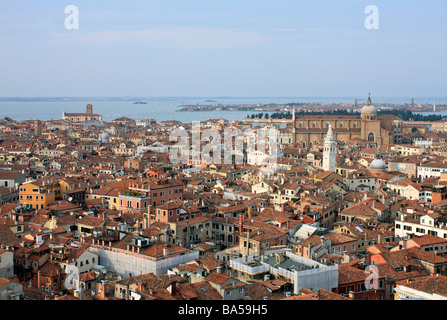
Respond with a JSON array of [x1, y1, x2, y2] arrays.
[[37, 270, 41, 290], [144, 213, 149, 229], [377, 234, 382, 244], [167, 281, 178, 296], [97, 281, 106, 300], [307, 242, 312, 259]]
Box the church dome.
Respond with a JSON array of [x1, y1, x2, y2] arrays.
[[370, 158, 386, 170], [361, 104, 377, 115], [361, 93, 377, 116]]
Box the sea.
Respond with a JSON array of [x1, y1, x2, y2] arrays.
[[0, 96, 446, 124]]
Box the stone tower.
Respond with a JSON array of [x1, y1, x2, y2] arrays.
[[323, 124, 337, 172], [34, 120, 42, 136], [86, 104, 93, 114]]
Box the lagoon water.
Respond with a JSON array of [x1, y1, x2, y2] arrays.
[[0, 96, 445, 123]]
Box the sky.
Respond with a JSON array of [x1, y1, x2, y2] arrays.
[[0, 0, 446, 98]]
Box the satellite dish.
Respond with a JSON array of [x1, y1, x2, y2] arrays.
[[68, 197, 73, 202]]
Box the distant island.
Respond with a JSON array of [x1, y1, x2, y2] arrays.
[[133, 101, 148, 104], [176, 101, 447, 114]]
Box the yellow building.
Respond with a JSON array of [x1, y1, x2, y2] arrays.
[[19, 179, 59, 210], [392, 145, 425, 156], [113, 143, 136, 157]]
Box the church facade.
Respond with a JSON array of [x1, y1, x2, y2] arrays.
[[292, 95, 403, 147], [62, 104, 103, 123]]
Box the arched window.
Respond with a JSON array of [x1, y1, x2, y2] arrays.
[[326, 122, 330, 128], [299, 122, 303, 128], [302, 141, 306, 148], [339, 121, 343, 128], [368, 132, 375, 142], [312, 122, 316, 128], [353, 122, 357, 128]]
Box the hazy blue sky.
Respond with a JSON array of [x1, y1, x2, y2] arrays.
[[0, 1, 446, 98]]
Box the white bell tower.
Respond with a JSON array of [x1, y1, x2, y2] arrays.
[[323, 124, 337, 172]]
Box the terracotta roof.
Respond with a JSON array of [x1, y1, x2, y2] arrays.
[[109, 234, 189, 258], [341, 203, 377, 217], [0, 224, 21, 246], [204, 273, 232, 285], [79, 270, 96, 282], [0, 203, 20, 215], [411, 235, 447, 247], [282, 289, 351, 300], [177, 281, 222, 300], [396, 275, 447, 296], [338, 263, 383, 284], [0, 171, 22, 180]]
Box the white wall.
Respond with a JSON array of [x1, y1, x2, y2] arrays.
[[87, 246, 199, 276], [285, 251, 339, 294], [0, 251, 14, 279]]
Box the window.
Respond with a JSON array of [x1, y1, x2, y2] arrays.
[[368, 132, 375, 142]]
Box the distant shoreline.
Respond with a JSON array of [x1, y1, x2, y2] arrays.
[[1, 96, 446, 104]]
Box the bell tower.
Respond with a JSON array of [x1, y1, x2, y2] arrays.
[[86, 104, 93, 114], [323, 125, 337, 172]]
